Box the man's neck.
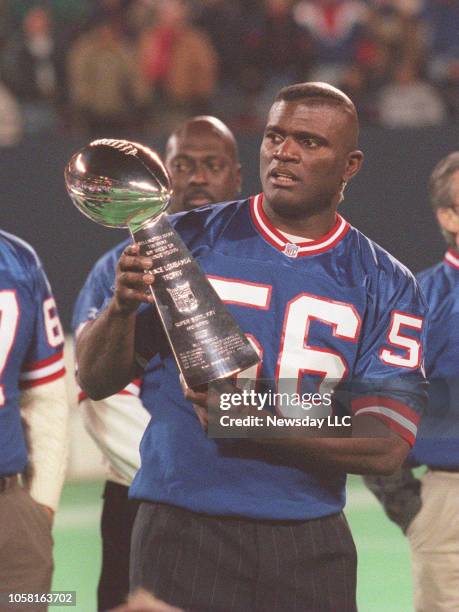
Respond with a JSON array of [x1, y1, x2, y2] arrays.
[[262, 200, 338, 241]]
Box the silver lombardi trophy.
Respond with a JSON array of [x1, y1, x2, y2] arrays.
[[65, 139, 259, 388]]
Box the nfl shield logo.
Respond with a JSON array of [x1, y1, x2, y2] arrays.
[[167, 282, 199, 313], [284, 243, 299, 258]]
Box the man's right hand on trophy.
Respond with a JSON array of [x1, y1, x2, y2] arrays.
[[112, 244, 155, 315]]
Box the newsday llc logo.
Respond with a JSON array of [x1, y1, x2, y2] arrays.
[[219, 413, 352, 429]]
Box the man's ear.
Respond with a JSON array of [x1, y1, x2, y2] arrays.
[[344, 150, 364, 182], [436, 207, 459, 236]]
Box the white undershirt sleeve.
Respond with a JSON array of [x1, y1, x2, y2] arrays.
[[20, 376, 70, 511], [80, 393, 150, 485]]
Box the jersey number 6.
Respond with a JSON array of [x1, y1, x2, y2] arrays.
[[209, 279, 361, 406]]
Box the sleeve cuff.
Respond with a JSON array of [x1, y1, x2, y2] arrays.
[[20, 351, 66, 389], [351, 395, 420, 447]]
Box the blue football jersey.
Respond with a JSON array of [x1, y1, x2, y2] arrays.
[[409, 248, 459, 467], [0, 231, 66, 477], [79, 195, 427, 520]]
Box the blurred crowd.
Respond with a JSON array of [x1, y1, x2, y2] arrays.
[[0, 0, 458, 144]]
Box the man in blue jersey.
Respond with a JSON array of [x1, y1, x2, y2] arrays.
[[74, 115, 242, 611], [0, 232, 68, 606], [75, 82, 427, 611], [364, 152, 459, 612]]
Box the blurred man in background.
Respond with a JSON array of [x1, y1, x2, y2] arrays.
[[365, 152, 459, 612], [1, 5, 64, 134], [73, 115, 241, 611], [67, 15, 150, 135], [0, 230, 68, 608]]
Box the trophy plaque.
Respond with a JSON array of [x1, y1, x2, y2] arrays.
[[65, 139, 259, 388]]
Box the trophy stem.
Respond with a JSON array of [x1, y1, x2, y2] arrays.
[[129, 214, 259, 389]]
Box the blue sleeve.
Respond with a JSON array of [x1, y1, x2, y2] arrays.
[[410, 273, 459, 465], [21, 259, 66, 389], [350, 268, 427, 447], [72, 244, 165, 367], [72, 251, 118, 333]]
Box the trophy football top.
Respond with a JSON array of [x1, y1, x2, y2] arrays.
[[65, 139, 172, 229]]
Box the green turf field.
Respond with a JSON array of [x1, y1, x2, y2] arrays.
[[51, 476, 414, 612]]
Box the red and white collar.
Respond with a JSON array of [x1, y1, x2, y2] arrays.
[[249, 193, 349, 257], [444, 248, 459, 270]]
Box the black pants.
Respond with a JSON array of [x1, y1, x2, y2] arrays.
[[130, 501, 357, 612], [98, 481, 140, 611]]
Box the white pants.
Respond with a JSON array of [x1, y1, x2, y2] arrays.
[[407, 470, 459, 612]]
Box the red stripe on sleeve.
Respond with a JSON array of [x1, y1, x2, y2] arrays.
[[20, 367, 66, 389], [351, 396, 420, 425], [22, 351, 64, 372]]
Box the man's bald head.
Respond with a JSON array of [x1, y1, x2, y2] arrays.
[[275, 82, 360, 150], [166, 116, 240, 164], [165, 116, 241, 213]]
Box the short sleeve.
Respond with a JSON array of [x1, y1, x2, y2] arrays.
[[20, 263, 66, 390], [349, 271, 428, 447], [72, 248, 121, 333], [72, 242, 165, 369]]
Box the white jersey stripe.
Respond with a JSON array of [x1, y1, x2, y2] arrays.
[[124, 381, 141, 396], [354, 406, 418, 437], [20, 357, 66, 381], [208, 277, 271, 309], [253, 194, 285, 247], [296, 216, 347, 253], [251, 193, 349, 255], [445, 249, 459, 270]]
